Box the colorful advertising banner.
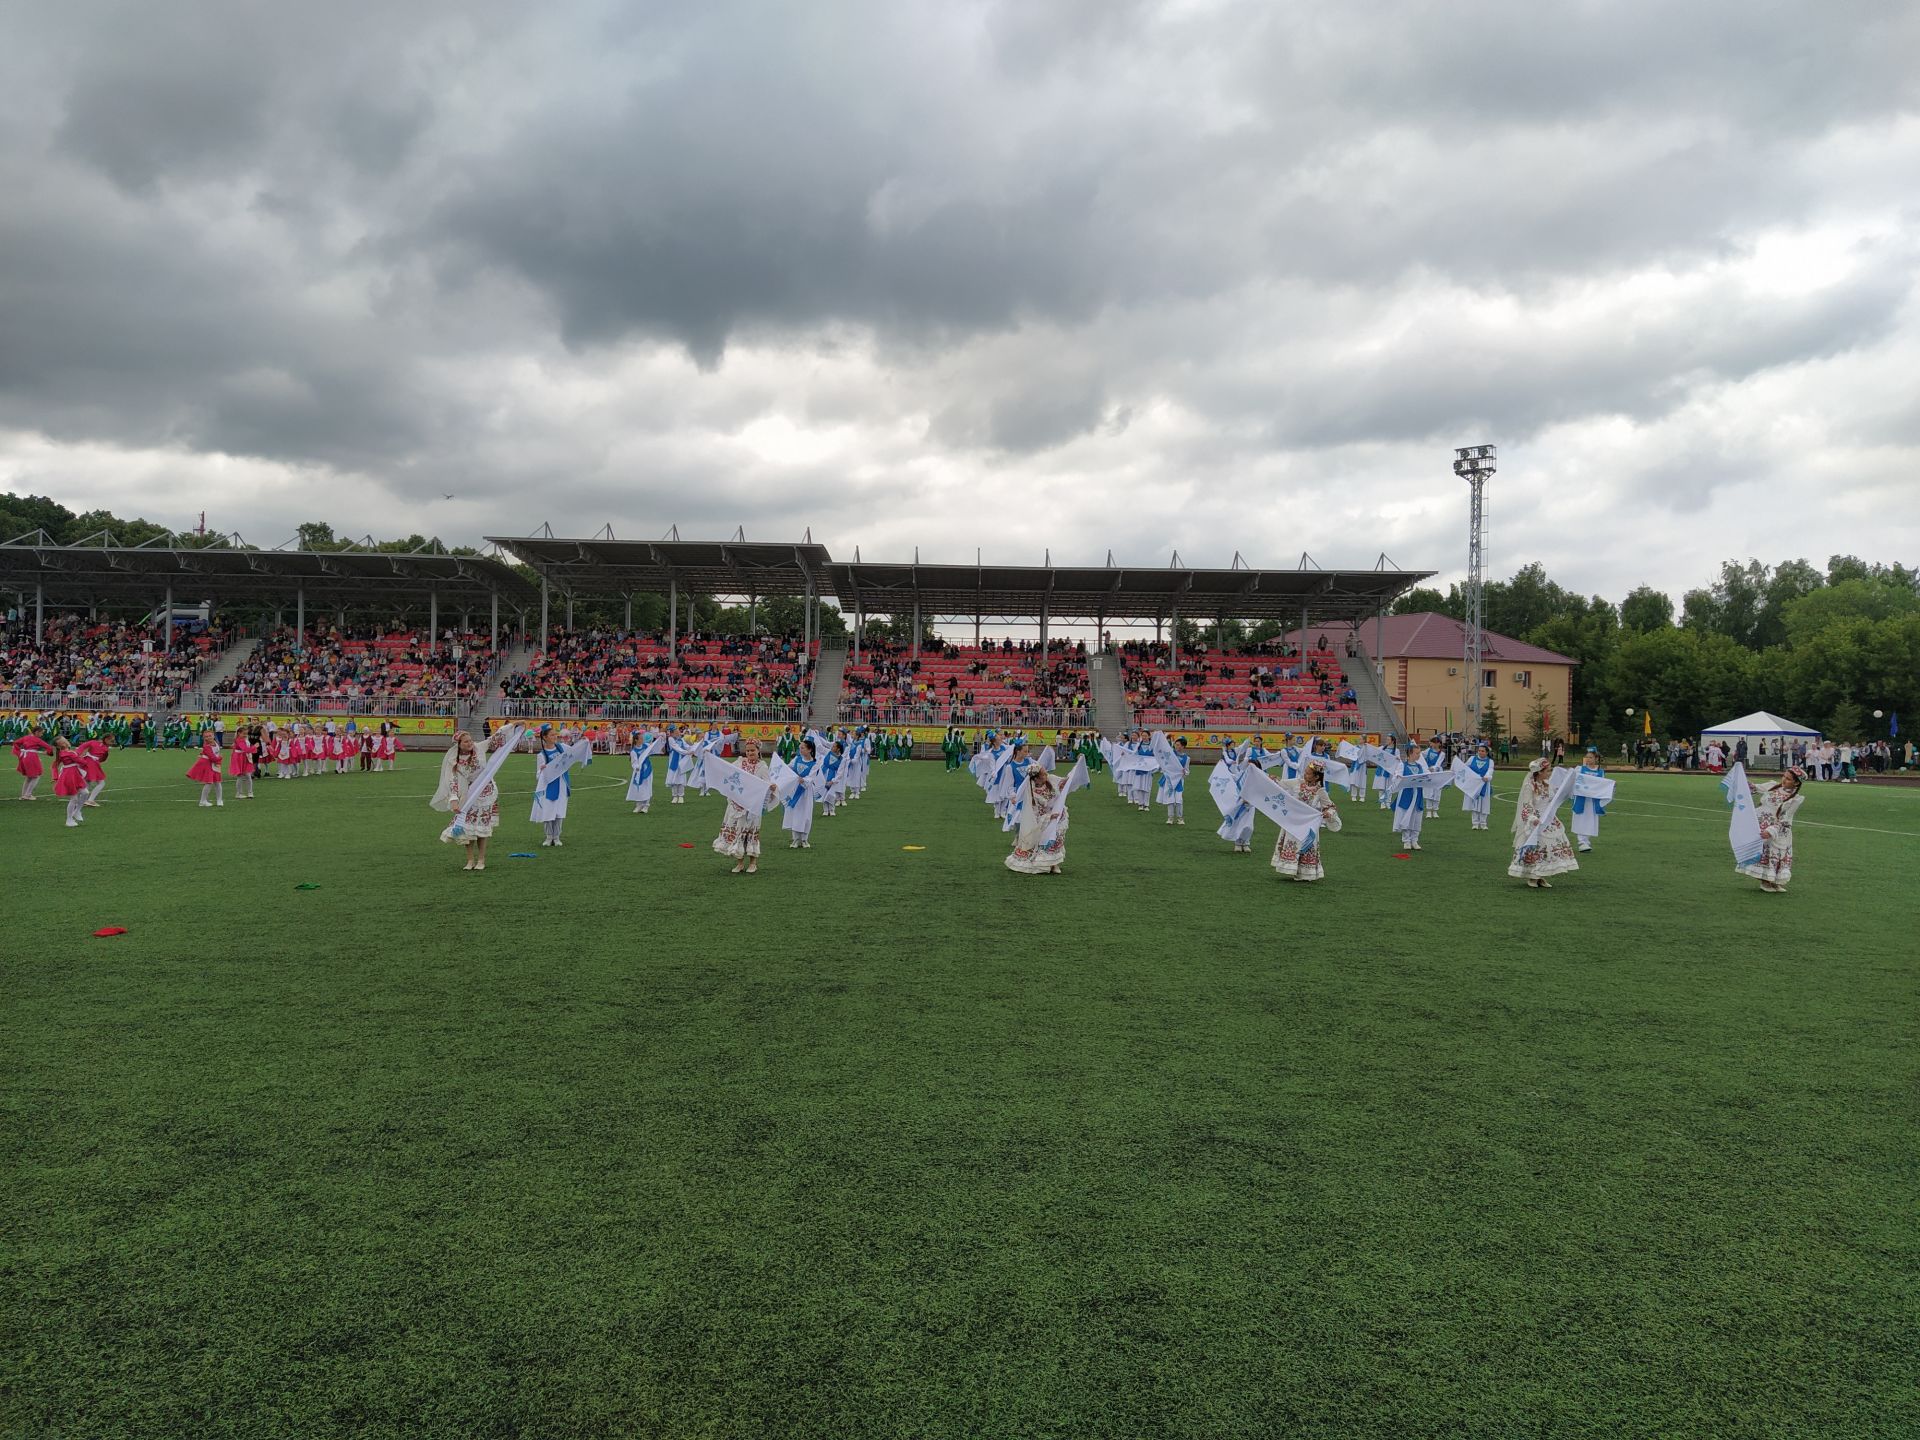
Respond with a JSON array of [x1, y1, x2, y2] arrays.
[[184, 712, 457, 737]]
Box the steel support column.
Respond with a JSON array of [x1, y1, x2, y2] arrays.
[[35, 583, 44, 643], [294, 587, 303, 653], [490, 592, 499, 652], [539, 576, 549, 652], [668, 582, 678, 662], [428, 589, 438, 656]]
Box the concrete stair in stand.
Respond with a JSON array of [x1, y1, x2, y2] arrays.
[[807, 640, 848, 726], [1346, 636, 1405, 744], [1089, 648, 1133, 736]]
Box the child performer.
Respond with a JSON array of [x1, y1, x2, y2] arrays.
[[712, 737, 772, 875], [187, 730, 226, 807], [228, 725, 259, 800], [1160, 736, 1190, 825], [530, 725, 593, 846], [1509, 759, 1579, 889], [1737, 767, 1804, 893], [379, 724, 402, 772], [432, 729, 505, 872], [1461, 740, 1495, 830], [1271, 761, 1342, 882], [666, 727, 695, 804], [820, 739, 847, 818], [1215, 747, 1257, 855], [781, 737, 821, 848], [1005, 763, 1073, 875], [1391, 742, 1427, 849], [76, 736, 110, 807], [627, 727, 660, 813], [271, 725, 295, 780], [1422, 737, 1445, 774], [1570, 745, 1607, 852], [13, 729, 54, 800], [54, 743, 89, 827]]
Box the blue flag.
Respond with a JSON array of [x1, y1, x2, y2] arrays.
[[1892, 712, 1900, 737]]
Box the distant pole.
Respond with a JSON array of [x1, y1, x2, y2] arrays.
[[1454, 444, 1497, 732], [428, 588, 438, 656], [34, 582, 43, 643], [490, 591, 499, 652], [294, 586, 303, 653], [669, 582, 678, 662], [540, 576, 549, 652]]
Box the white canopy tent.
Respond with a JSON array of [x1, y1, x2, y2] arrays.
[[1700, 710, 1822, 738], [1700, 711, 1820, 769]]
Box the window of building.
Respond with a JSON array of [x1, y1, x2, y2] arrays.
[[1482, 669, 1497, 689]]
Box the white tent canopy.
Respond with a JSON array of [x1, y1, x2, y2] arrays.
[[1700, 710, 1822, 738]]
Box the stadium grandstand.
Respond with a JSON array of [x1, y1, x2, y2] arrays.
[[2, 527, 1431, 743]]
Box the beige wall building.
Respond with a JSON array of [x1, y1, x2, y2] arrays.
[[1304, 613, 1577, 741]]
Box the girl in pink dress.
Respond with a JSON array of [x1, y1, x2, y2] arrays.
[[53, 743, 89, 828], [186, 732, 225, 808], [228, 727, 259, 800], [13, 731, 54, 800]]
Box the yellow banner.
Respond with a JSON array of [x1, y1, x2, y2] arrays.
[[184, 712, 457, 737]]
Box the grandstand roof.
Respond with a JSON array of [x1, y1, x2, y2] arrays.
[[0, 532, 539, 608], [489, 532, 1431, 624], [486, 535, 835, 599]]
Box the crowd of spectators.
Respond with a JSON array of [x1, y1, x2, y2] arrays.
[[1119, 636, 1362, 727], [209, 624, 496, 713], [841, 638, 1091, 724], [499, 631, 812, 717], [1, 613, 227, 705]]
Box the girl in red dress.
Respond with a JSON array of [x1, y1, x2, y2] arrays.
[[270, 725, 293, 780], [53, 743, 88, 828], [75, 736, 110, 807], [13, 730, 54, 800], [186, 731, 225, 807], [228, 726, 259, 800]]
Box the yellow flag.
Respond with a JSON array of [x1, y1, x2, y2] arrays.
[[1643, 710, 1652, 736]]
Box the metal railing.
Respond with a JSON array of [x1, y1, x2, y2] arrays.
[[0, 687, 186, 711], [834, 701, 1095, 728], [1127, 706, 1367, 732], [188, 693, 464, 718]]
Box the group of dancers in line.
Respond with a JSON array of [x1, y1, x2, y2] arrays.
[[965, 731, 1090, 874], [180, 722, 403, 807], [429, 722, 886, 875], [970, 726, 1806, 893]]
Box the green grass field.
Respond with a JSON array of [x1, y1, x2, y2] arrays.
[[5, 749, 1915, 1438]]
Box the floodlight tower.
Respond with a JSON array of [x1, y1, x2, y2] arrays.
[[1453, 444, 1497, 733]]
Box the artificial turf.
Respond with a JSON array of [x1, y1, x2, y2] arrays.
[[4, 750, 1915, 1438]]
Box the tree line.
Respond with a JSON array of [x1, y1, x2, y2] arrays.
[[1388, 558, 1919, 747]]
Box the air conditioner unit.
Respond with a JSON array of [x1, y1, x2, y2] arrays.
[[1447, 666, 1457, 675], [1514, 672, 1527, 684]]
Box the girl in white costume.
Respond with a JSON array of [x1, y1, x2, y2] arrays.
[[712, 737, 772, 875], [1461, 740, 1495, 830], [1737, 767, 1804, 893], [1159, 737, 1190, 825], [1570, 745, 1607, 852], [627, 727, 661, 813], [1006, 764, 1072, 875], [1271, 762, 1342, 882], [431, 729, 506, 872], [666, 728, 695, 803], [1390, 742, 1428, 849], [1215, 748, 1257, 854], [1509, 759, 1580, 888], [780, 737, 822, 847], [529, 726, 593, 846]]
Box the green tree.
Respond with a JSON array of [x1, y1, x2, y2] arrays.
[[1391, 587, 1454, 617], [295, 521, 338, 551], [1826, 700, 1867, 742], [1619, 585, 1674, 633], [1522, 690, 1553, 751], [1478, 697, 1504, 743]]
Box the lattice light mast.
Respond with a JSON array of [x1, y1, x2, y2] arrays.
[[1453, 444, 1497, 733]]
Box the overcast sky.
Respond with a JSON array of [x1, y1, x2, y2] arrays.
[[3, 0, 1917, 604]]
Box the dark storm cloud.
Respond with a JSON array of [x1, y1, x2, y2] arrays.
[[0, 0, 1915, 592]]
